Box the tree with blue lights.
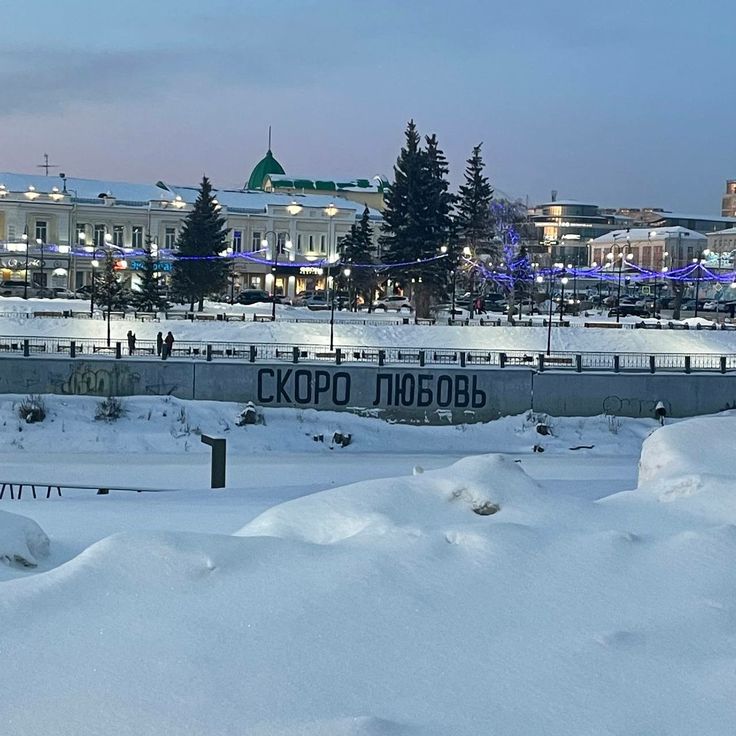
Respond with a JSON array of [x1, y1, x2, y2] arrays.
[[131, 236, 168, 313]]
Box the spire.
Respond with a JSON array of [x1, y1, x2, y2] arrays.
[[268, 125, 272, 151]]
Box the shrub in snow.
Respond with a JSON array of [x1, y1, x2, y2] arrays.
[[236, 401, 262, 426], [17, 395, 46, 424], [331, 432, 352, 448], [95, 396, 126, 422]]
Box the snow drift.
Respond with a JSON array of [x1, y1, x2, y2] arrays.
[[0, 509, 49, 568]]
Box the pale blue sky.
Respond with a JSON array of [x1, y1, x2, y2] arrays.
[[3, 0, 734, 212]]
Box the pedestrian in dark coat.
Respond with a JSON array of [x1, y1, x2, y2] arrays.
[[127, 330, 136, 356], [162, 331, 174, 360], [156, 331, 163, 356]]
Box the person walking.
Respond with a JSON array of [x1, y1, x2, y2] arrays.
[[156, 331, 163, 356], [126, 330, 136, 356], [162, 331, 175, 360]]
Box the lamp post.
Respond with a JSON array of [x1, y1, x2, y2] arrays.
[[37, 238, 45, 291], [609, 234, 633, 324], [342, 265, 352, 312], [559, 273, 569, 324], [546, 264, 562, 356], [263, 231, 292, 321], [694, 249, 710, 318], [327, 254, 340, 350], [21, 227, 29, 299]]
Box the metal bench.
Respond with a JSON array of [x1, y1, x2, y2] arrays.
[[253, 314, 274, 322]]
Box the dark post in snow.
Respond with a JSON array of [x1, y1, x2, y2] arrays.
[[200, 434, 226, 489]]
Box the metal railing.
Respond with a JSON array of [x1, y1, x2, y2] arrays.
[[0, 334, 734, 373]]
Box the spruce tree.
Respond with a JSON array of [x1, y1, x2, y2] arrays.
[[132, 237, 169, 313], [96, 253, 124, 310], [381, 121, 452, 316], [171, 176, 229, 311], [340, 206, 376, 308], [456, 143, 494, 257]]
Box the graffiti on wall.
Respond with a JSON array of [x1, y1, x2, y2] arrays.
[[57, 363, 141, 396], [602, 395, 671, 417]]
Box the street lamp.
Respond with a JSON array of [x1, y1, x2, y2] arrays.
[[545, 265, 562, 356], [559, 274, 569, 324], [694, 249, 710, 318], [327, 254, 340, 350], [342, 265, 352, 311], [21, 227, 29, 299], [36, 238, 45, 292], [263, 231, 293, 321]]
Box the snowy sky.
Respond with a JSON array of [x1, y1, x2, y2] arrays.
[[4, 0, 735, 212]]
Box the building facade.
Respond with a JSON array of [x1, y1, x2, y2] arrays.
[[589, 227, 707, 271], [0, 150, 383, 297], [721, 180, 736, 217], [529, 199, 621, 265]]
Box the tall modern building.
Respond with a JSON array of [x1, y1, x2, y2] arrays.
[[721, 180, 736, 217]]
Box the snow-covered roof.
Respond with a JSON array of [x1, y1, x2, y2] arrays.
[[0, 172, 168, 204], [266, 174, 388, 193], [163, 184, 382, 219], [591, 226, 706, 243], [538, 199, 599, 207], [648, 210, 736, 224], [707, 227, 736, 236], [0, 171, 382, 220]]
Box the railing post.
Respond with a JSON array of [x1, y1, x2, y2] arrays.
[[115, 342, 122, 359], [460, 351, 466, 367], [335, 347, 342, 365], [70, 340, 76, 358], [378, 349, 385, 367], [538, 354, 545, 372], [684, 356, 691, 374], [206, 344, 213, 362], [499, 352, 507, 368], [613, 355, 620, 373], [292, 346, 299, 364], [23, 339, 29, 357], [419, 350, 425, 367], [721, 356, 727, 374], [249, 345, 256, 363], [649, 355, 656, 374], [575, 354, 582, 373]]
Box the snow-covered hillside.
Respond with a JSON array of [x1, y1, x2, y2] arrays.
[[0, 399, 734, 734]]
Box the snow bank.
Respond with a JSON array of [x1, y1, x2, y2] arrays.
[[0, 509, 49, 567], [625, 412, 736, 523], [237, 454, 540, 545]]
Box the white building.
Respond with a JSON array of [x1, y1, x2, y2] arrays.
[[588, 227, 707, 270], [0, 151, 383, 298]]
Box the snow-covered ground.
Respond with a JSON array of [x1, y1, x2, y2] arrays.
[[1, 395, 734, 734], [0, 297, 735, 354]]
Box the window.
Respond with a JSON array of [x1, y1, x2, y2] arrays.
[[76, 224, 87, 245], [296, 234, 303, 252], [132, 226, 143, 249], [35, 221, 47, 243], [319, 234, 326, 253], [232, 230, 242, 252], [308, 235, 314, 252], [113, 225, 124, 247], [164, 227, 176, 249], [94, 224, 106, 247], [251, 231, 262, 252], [277, 232, 289, 254]]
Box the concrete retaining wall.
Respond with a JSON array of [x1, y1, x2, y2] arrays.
[[531, 372, 736, 418], [0, 356, 733, 422]]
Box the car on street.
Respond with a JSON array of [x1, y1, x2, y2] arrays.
[[236, 289, 271, 305], [304, 293, 330, 310], [0, 280, 30, 297], [374, 295, 413, 311], [608, 305, 651, 318]]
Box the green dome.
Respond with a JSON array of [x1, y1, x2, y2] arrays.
[[246, 149, 285, 190]]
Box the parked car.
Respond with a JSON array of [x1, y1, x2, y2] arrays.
[[608, 305, 651, 318], [0, 280, 30, 297], [50, 287, 77, 299], [304, 293, 330, 310], [236, 289, 271, 305], [374, 295, 413, 311]]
